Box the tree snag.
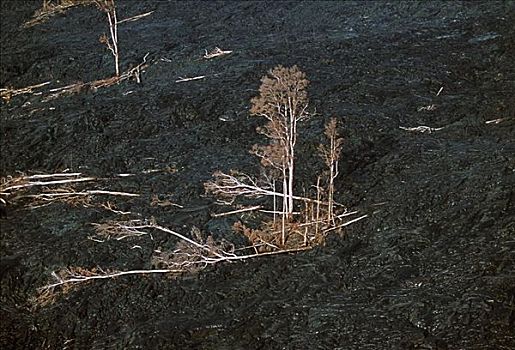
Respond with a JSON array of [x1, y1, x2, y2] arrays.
[[250, 65, 310, 220], [319, 118, 343, 223]]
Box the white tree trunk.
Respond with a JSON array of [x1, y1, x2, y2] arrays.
[[106, 5, 119, 76]]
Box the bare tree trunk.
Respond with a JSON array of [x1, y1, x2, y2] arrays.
[[282, 170, 288, 214], [287, 159, 294, 217], [287, 105, 296, 218], [249, 65, 310, 226], [272, 179, 277, 225], [106, 4, 119, 76], [327, 157, 334, 222], [320, 118, 343, 225], [316, 176, 321, 237], [303, 198, 308, 246], [282, 169, 288, 245]]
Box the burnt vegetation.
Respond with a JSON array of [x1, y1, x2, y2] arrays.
[[206, 65, 353, 249], [1, 1, 514, 349]]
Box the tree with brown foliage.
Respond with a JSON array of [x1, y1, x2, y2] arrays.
[[206, 65, 312, 245], [318, 118, 343, 223], [206, 66, 360, 248], [250, 65, 310, 218]]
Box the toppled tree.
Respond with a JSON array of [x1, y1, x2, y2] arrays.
[[32, 68, 366, 297], [318, 118, 344, 223]]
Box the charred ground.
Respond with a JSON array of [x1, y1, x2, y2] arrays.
[[1, 1, 514, 349]]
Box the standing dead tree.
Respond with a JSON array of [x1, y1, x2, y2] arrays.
[[95, 0, 120, 76], [250, 65, 310, 219], [24, 0, 153, 81], [318, 118, 344, 223], [206, 66, 363, 248]]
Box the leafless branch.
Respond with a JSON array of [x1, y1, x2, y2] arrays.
[[39, 243, 311, 295], [23, 0, 95, 28], [203, 47, 233, 59], [211, 205, 262, 217], [208, 171, 340, 205], [485, 118, 504, 124], [399, 125, 444, 133], [117, 10, 154, 24], [17, 190, 138, 199], [0, 81, 51, 102], [39, 267, 185, 291], [322, 214, 368, 234], [1, 176, 95, 194], [175, 75, 206, 83]]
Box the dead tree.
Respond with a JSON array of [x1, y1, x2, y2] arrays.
[[250, 65, 310, 219], [95, 0, 120, 76], [318, 118, 343, 223]]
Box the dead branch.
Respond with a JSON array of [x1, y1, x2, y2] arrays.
[[39, 267, 185, 291], [11, 189, 138, 208], [259, 210, 301, 215], [399, 125, 444, 133], [40, 208, 367, 295], [417, 104, 437, 111], [207, 246, 310, 262], [42, 80, 107, 101], [485, 118, 504, 124], [1, 177, 95, 194], [100, 201, 132, 215], [175, 76, 206, 83], [40, 244, 310, 294], [17, 190, 138, 198], [297, 210, 359, 228], [1, 172, 139, 211], [146, 224, 228, 258], [119, 52, 150, 84], [205, 171, 341, 207], [117, 10, 154, 24], [40, 53, 149, 101], [18, 172, 84, 179], [150, 194, 183, 208], [211, 205, 262, 217], [92, 220, 153, 241], [322, 214, 368, 233], [0, 81, 51, 102], [203, 47, 233, 59], [1, 172, 83, 191], [334, 210, 360, 219], [91, 220, 227, 259], [23, 0, 94, 28]]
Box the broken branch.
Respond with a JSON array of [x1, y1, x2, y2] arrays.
[[203, 47, 232, 59], [175, 75, 206, 83]]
